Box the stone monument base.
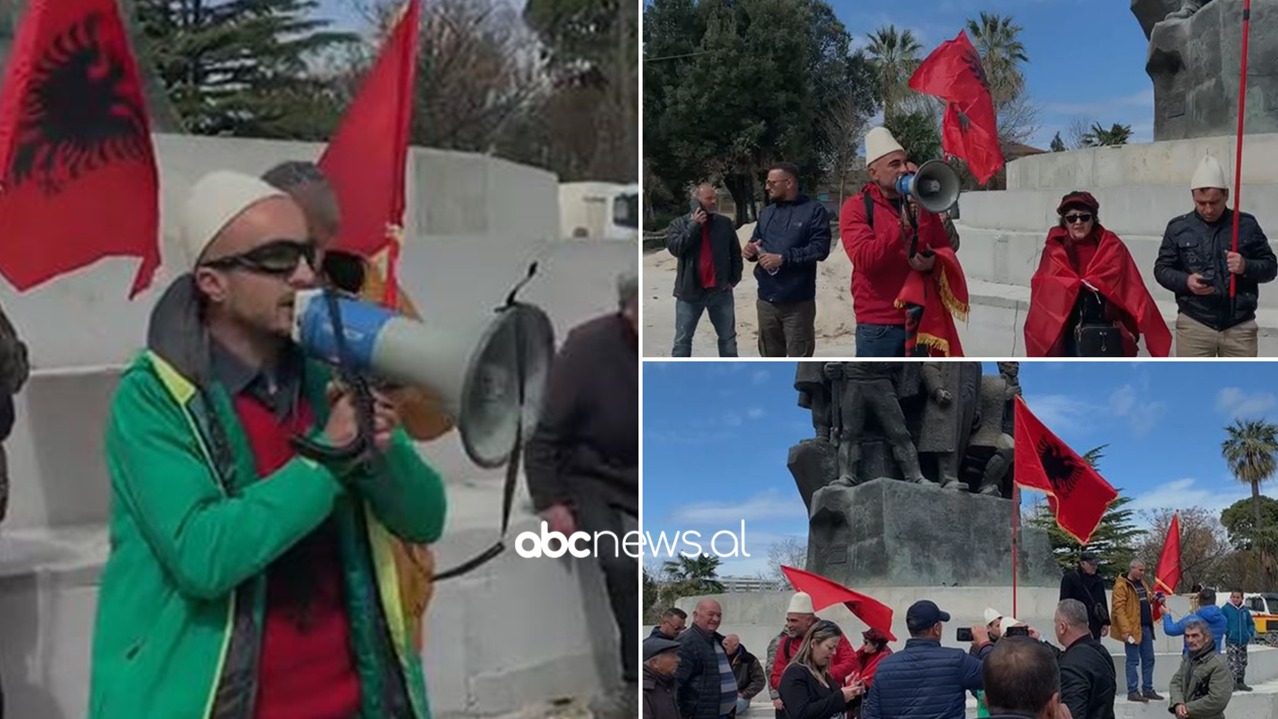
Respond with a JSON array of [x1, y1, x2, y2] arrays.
[[806, 478, 1058, 588]]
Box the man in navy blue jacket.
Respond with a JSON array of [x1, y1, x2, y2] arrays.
[[862, 600, 991, 719], [743, 163, 832, 356]]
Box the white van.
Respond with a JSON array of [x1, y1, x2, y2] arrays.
[[559, 182, 639, 241]]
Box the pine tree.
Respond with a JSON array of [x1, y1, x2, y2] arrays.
[[1050, 132, 1065, 152], [1028, 444, 1145, 583], [133, 0, 358, 138]]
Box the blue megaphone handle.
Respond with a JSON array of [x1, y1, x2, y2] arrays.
[[296, 291, 396, 371]]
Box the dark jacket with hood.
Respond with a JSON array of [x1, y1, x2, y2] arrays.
[[524, 311, 638, 518], [1154, 207, 1278, 331], [645, 665, 680, 719], [748, 194, 832, 304], [667, 211, 744, 301]]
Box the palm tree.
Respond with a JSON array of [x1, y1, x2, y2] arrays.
[[1080, 123, 1132, 147], [865, 26, 922, 120], [1222, 418, 1278, 531], [964, 12, 1029, 105], [661, 554, 725, 593]]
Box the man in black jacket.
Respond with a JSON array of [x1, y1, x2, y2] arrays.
[[524, 271, 638, 716], [666, 184, 742, 357], [1059, 553, 1110, 640], [983, 638, 1072, 719], [723, 634, 766, 714], [1053, 599, 1117, 719], [743, 162, 832, 357], [1153, 154, 1277, 357], [676, 598, 737, 719], [0, 300, 27, 719]]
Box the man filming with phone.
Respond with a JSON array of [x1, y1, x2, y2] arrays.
[[861, 600, 990, 719], [840, 127, 965, 357]]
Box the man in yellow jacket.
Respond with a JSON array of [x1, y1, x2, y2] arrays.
[[1111, 559, 1163, 704]]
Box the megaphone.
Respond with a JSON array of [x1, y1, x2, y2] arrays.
[[289, 286, 555, 469], [895, 159, 961, 214]]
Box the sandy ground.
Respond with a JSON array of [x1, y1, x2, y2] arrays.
[[643, 221, 862, 357]]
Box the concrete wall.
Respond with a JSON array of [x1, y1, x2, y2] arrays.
[[0, 136, 637, 718], [1006, 133, 1278, 191]]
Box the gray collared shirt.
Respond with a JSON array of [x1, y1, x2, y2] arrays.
[[209, 341, 304, 420]]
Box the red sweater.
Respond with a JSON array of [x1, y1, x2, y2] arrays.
[[839, 185, 952, 325], [770, 632, 859, 690], [232, 394, 362, 718]]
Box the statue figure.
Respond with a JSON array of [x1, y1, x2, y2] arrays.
[[1164, 0, 1211, 20], [827, 362, 927, 487], [794, 362, 835, 442], [965, 375, 1015, 496], [997, 361, 1021, 437], [916, 363, 981, 490]]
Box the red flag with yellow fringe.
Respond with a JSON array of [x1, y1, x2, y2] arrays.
[[895, 246, 968, 357]]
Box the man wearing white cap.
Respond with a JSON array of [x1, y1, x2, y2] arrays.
[[1154, 154, 1277, 356], [88, 170, 448, 718], [840, 126, 958, 356], [767, 591, 857, 716]]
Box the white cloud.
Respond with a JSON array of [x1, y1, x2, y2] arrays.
[[752, 369, 771, 386], [667, 490, 810, 526], [747, 407, 766, 419], [1216, 387, 1277, 420], [1043, 89, 1154, 118], [1108, 384, 1165, 436], [1126, 477, 1252, 518], [1022, 393, 1095, 433]]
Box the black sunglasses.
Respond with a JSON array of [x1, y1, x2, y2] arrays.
[[202, 239, 318, 276], [1063, 213, 1093, 224]]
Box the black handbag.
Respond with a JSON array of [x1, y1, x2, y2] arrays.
[[1073, 288, 1125, 357]]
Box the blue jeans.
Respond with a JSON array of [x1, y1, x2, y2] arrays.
[[855, 323, 906, 357], [1125, 625, 1155, 694], [673, 290, 738, 357]]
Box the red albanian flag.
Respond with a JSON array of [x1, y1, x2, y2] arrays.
[[1013, 396, 1119, 545], [908, 31, 1005, 186], [781, 565, 897, 642], [1155, 511, 1182, 596], [1024, 226, 1172, 357], [319, 0, 420, 307], [0, 0, 161, 298]]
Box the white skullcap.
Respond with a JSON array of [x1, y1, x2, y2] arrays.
[[865, 126, 907, 167], [180, 170, 289, 269], [983, 607, 1002, 626], [1191, 155, 1228, 191], [787, 591, 815, 614]]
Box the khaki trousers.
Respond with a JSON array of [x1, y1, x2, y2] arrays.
[[1174, 314, 1259, 357]]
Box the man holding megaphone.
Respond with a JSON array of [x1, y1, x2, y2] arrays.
[[89, 170, 448, 719], [839, 127, 969, 357]]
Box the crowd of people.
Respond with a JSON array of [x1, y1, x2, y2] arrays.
[[663, 126, 1276, 359], [643, 565, 1259, 719]]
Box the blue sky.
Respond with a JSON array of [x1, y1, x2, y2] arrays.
[[831, 0, 1155, 149], [643, 361, 1278, 577]]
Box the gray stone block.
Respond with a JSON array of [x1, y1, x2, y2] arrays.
[[788, 440, 903, 513], [1139, 0, 1278, 141], [806, 478, 1059, 588]]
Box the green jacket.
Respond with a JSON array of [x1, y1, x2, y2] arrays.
[[88, 279, 448, 718], [1169, 641, 1233, 719]]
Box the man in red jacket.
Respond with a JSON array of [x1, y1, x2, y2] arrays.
[[839, 127, 961, 357], [769, 592, 858, 717]]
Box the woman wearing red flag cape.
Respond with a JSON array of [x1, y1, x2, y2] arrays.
[[1025, 191, 1172, 357]]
